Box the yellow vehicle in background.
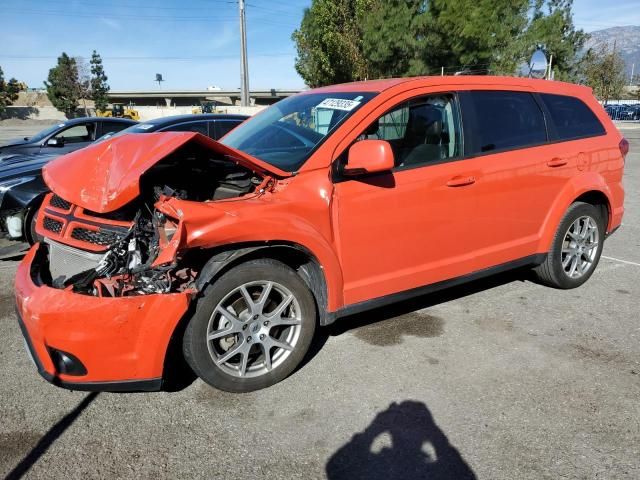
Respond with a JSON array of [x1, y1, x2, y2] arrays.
[[192, 101, 224, 114], [97, 103, 140, 121]]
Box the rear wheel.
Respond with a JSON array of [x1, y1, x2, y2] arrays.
[[183, 259, 316, 392], [533, 202, 604, 289]]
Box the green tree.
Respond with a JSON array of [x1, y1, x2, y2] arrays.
[[361, 0, 429, 78], [44, 53, 81, 116], [0, 66, 20, 114], [424, 0, 530, 75], [523, 0, 587, 81], [292, 0, 586, 84], [583, 44, 627, 104], [292, 0, 374, 87], [90, 50, 110, 112]]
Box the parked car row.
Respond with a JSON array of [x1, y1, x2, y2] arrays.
[[604, 104, 640, 121], [0, 114, 248, 242], [12, 76, 626, 394]]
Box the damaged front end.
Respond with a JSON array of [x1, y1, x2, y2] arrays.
[[36, 131, 286, 298]]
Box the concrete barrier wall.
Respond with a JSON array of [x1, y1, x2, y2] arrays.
[[3, 105, 266, 122]]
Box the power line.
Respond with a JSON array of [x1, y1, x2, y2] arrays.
[[1, 9, 300, 26], [0, 53, 294, 61]]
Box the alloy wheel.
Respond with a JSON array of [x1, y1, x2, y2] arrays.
[[206, 281, 302, 378], [561, 215, 599, 279]]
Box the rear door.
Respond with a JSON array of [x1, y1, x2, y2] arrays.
[[458, 89, 561, 269]]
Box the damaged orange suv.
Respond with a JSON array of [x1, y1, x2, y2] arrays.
[[15, 77, 626, 392]]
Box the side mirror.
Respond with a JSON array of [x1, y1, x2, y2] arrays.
[[47, 137, 64, 147], [344, 140, 395, 176]]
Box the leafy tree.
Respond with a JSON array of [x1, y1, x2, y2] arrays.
[[44, 53, 81, 116], [90, 50, 110, 112], [292, 0, 374, 87], [361, 0, 430, 78], [583, 44, 627, 104], [0, 66, 20, 114], [523, 0, 587, 81], [424, 0, 531, 75], [292, 0, 586, 84]]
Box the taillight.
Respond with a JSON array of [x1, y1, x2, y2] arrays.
[[619, 138, 629, 159]]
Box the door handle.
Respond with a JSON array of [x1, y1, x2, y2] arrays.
[[547, 158, 567, 168], [446, 176, 476, 187]]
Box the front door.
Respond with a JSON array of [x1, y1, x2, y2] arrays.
[[44, 122, 97, 154], [333, 93, 478, 306]]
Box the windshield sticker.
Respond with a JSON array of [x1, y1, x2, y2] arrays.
[[136, 124, 154, 130], [57, 123, 65, 127], [316, 98, 361, 111]]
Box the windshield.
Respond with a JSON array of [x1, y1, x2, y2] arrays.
[[29, 123, 67, 143], [221, 92, 376, 171]]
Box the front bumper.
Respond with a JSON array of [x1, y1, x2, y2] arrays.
[[14, 243, 192, 391]]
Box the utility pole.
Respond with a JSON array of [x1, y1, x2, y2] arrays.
[[238, 0, 250, 107]]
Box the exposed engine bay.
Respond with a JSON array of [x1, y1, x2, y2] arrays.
[[39, 142, 266, 298]]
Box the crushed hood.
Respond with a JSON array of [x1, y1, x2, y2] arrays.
[[43, 131, 291, 213]]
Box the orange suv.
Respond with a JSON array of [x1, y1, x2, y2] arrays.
[[15, 76, 626, 392]]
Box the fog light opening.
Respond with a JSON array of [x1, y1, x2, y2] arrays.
[[48, 348, 88, 376]]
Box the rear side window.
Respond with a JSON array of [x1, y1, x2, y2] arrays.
[[101, 121, 131, 136], [540, 93, 605, 140], [466, 91, 546, 154], [162, 121, 209, 136], [214, 120, 243, 139]]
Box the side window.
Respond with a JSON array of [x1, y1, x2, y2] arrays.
[[101, 121, 130, 136], [163, 121, 208, 136], [214, 120, 243, 139], [540, 93, 605, 140], [466, 91, 546, 153], [362, 94, 462, 168], [53, 123, 95, 144]]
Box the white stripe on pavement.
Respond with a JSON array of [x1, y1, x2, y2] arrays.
[[602, 255, 640, 267]]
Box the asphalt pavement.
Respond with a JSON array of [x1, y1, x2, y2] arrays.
[[0, 124, 638, 480]]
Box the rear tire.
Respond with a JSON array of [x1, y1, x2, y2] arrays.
[[183, 259, 316, 392], [533, 202, 604, 289]]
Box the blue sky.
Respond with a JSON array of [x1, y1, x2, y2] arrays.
[[1, 0, 639, 91]]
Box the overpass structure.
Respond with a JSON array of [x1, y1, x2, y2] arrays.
[[107, 89, 303, 107]]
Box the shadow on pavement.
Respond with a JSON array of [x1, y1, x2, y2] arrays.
[[326, 400, 477, 480], [0, 242, 29, 261], [300, 268, 531, 368], [5, 392, 99, 480]]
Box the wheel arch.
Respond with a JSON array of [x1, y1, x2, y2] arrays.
[[538, 174, 614, 253], [192, 242, 334, 326]]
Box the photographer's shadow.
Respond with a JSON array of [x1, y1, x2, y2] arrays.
[[326, 401, 477, 480]]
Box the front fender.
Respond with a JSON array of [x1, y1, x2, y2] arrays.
[[156, 197, 346, 311]]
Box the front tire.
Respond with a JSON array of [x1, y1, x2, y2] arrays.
[[183, 259, 316, 392], [533, 202, 605, 289], [25, 204, 43, 245]]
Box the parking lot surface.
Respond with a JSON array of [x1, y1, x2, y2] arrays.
[[1, 126, 638, 480]]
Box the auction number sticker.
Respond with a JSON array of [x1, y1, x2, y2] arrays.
[[316, 98, 361, 111]]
